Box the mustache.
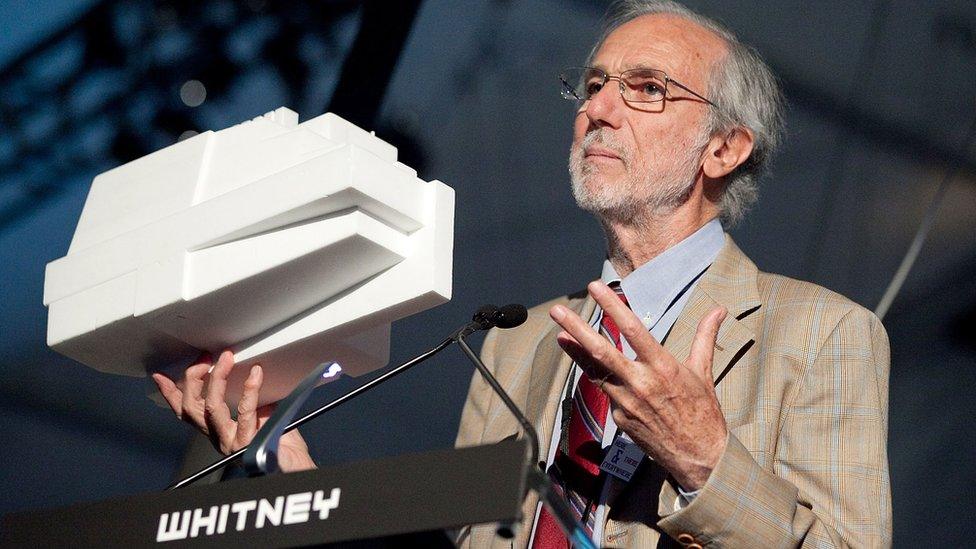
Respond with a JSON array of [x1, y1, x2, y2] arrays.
[[577, 129, 630, 166]]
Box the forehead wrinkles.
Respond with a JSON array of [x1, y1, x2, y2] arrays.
[[593, 14, 726, 93]]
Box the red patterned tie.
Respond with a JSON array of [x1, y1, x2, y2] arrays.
[[533, 284, 628, 548]]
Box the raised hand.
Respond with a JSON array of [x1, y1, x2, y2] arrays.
[[152, 350, 316, 473], [549, 280, 728, 491]]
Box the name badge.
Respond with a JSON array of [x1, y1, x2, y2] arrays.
[[599, 436, 644, 482]]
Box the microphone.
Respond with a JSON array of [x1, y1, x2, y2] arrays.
[[460, 303, 528, 338], [494, 303, 528, 329], [471, 304, 499, 330]]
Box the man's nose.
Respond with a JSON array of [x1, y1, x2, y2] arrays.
[[583, 81, 624, 129]]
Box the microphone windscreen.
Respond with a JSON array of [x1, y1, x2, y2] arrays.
[[496, 304, 528, 328], [473, 304, 499, 321], [472, 304, 500, 330]]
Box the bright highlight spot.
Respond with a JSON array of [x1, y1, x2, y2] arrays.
[[321, 362, 342, 379]]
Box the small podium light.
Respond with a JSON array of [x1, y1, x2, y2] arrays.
[[321, 362, 342, 380]]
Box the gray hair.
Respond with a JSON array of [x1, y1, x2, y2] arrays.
[[588, 0, 785, 225]]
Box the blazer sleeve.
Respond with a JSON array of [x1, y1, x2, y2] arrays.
[[657, 306, 892, 548]]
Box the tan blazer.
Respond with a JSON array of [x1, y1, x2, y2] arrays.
[[455, 236, 891, 548]]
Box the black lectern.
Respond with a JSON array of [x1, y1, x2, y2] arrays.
[[0, 440, 527, 548]]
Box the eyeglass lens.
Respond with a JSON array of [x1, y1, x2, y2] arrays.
[[559, 68, 668, 103]]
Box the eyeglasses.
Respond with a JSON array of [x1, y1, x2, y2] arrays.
[[558, 66, 716, 108]]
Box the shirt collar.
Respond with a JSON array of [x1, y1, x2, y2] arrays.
[[600, 218, 725, 330]]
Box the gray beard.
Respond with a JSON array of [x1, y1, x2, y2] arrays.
[[568, 128, 706, 226]]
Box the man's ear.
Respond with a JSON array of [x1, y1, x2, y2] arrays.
[[702, 127, 754, 179]]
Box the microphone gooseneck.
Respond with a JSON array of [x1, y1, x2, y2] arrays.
[[451, 303, 535, 463], [453, 303, 594, 548]]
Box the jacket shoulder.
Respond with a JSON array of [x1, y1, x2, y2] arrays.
[[754, 271, 884, 346], [756, 271, 864, 311]]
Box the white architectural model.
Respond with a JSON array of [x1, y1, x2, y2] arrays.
[[43, 108, 454, 405]]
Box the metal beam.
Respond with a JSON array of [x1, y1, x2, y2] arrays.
[[326, 0, 424, 129]]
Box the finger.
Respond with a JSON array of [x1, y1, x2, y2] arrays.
[[555, 331, 628, 398], [556, 331, 608, 378], [588, 280, 664, 363], [611, 407, 631, 430], [180, 352, 212, 394], [550, 303, 633, 379], [687, 306, 728, 377], [181, 361, 213, 429], [204, 350, 237, 448], [151, 373, 184, 418], [235, 365, 263, 447]]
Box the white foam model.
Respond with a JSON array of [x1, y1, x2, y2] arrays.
[[43, 108, 454, 406]]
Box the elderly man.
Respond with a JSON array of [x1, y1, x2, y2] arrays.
[[155, 1, 890, 547], [454, 1, 891, 548]]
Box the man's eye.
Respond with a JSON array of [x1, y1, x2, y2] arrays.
[[621, 76, 666, 101], [642, 83, 664, 95], [585, 81, 604, 96], [629, 80, 664, 97]]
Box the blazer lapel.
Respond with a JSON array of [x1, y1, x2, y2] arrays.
[[663, 293, 755, 386], [661, 235, 761, 384]]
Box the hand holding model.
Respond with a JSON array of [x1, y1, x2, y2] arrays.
[[152, 350, 317, 473]]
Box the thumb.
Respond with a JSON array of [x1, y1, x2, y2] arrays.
[[687, 306, 727, 377]]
